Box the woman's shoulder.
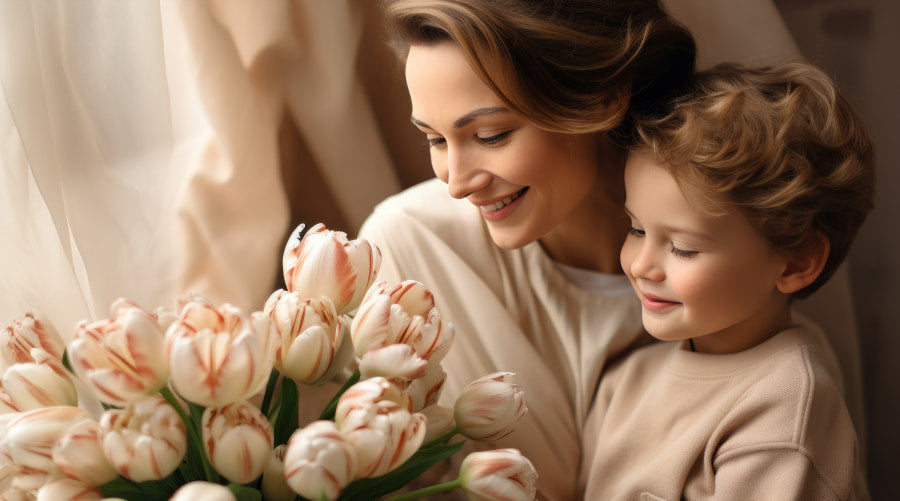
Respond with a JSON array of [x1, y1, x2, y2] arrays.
[[360, 178, 481, 239]]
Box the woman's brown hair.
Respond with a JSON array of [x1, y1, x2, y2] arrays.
[[382, 0, 696, 134]]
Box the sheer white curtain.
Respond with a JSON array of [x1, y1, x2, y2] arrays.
[[0, 0, 290, 338], [0, 0, 865, 467]]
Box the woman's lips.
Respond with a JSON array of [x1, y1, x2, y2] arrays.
[[479, 187, 528, 222], [640, 292, 680, 312]]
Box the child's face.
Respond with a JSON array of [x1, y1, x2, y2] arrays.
[[620, 151, 792, 353]]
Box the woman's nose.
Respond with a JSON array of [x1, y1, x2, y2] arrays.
[[440, 147, 491, 199]]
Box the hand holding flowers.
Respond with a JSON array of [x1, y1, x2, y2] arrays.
[[0, 223, 534, 500]]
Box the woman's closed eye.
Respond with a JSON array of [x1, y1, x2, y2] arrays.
[[628, 227, 645, 237], [477, 130, 512, 145]]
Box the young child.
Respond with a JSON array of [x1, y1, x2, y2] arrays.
[[580, 62, 874, 499]]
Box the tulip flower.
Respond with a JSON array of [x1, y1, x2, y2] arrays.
[[0, 310, 65, 371], [334, 377, 412, 427], [202, 401, 273, 484], [0, 349, 77, 412], [459, 449, 538, 501], [283, 223, 381, 315], [454, 372, 527, 442], [358, 344, 428, 383], [406, 363, 447, 411], [261, 445, 295, 501], [36, 478, 103, 501], [166, 301, 278, 408], [99, 395, 186, 482], [68, 300, 169, 407], [334, 378, 425, 478], [52, 419, 118, 486], [264, 291, 352, 385], [419, 404, 456, 444], [170, 481, 236, 501], [4, 406, 92, 491], [284, 420, 357, 500], [350, 281, 454, 365]]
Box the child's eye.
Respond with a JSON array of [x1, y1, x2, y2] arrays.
[[670, 244, 698, 259], [628, 227, 645, 237]]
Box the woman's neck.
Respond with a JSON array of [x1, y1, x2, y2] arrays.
[[539, 137, 629, 273]]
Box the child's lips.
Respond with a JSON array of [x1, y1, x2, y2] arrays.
[[640, 292, 680, 312]]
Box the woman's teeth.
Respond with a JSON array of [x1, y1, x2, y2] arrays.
[[483, 188, 527, 212]]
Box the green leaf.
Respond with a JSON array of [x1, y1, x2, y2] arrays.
[[260, 369, 281, 416], [337, 441, 465, 500], [318, 369, 360, 421], [274, 377, 299, 446], [100, 478, 176, 501], [228, 483, 264, 501]]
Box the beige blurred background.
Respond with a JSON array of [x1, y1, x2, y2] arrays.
[[0, 0, 895, 497]]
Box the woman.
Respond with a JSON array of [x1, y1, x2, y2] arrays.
[[358, 1, 696, 498]]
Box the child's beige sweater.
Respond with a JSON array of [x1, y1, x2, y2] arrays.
[[580, 325, 863, 500]]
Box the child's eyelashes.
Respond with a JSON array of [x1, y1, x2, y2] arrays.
[[670, 244, 699, 259], [628, 227, 645, 237]]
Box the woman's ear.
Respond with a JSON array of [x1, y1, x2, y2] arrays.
[[776, 232, 830, 294]]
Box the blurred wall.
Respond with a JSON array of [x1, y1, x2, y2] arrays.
[[773, 1, 900, 498]]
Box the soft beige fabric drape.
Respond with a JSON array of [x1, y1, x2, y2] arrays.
[[0, 0, 865, 476]]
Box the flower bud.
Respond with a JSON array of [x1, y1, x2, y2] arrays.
[[459, 449, 538, 501], [170, 481, 236, 501], [202, 401, 273, 484], [264, 291, 351, 385], [260, 445, 295, 501], [0, 310, 65, 371], [454, 372, 527, 442], [52, 419, 118, 486], [406, 363, 446, 411], [5, 406, 92, 491], [335, 378, 425, 478], [420, 404, 456, 444], [350, 281, 453, 365], [284, 421, 357, 501], [99, 395, 186, 482], [0, 349, 77, 412], [36, 478, 103, 501], [68, 301, 169, 407], [358, 344, 428, 383], [166, 301, 277, 408], [283, 223, 381, 315]]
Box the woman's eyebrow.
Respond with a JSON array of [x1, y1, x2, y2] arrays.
[[410, 106, 510, 130]]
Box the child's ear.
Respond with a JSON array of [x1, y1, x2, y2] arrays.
[[776, 232, 830, 294]]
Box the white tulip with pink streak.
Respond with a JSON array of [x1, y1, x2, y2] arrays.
[[166, 300, 278, 408], [283, 223, 381, 315], [68, 300, 170, 407], [98, 395, 186, 482]]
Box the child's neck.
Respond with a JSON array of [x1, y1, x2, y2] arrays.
[[689, 305, 794, 355]]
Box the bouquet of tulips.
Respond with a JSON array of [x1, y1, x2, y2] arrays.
[[0, 223, 537, 501]]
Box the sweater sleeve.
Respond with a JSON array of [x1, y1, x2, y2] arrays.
[[711, 447, 845, 500]]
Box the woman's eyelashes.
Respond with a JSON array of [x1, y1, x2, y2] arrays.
[[422, 130, 513, 149], [477, 130, 512, 145]]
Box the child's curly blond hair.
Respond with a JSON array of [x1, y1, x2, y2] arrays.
[[632, 62, 875, 297]]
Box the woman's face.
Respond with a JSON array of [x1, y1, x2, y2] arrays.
[[405, 42, 602, 249]]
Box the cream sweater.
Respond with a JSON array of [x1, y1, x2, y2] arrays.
[[580, 325, 862, 500], [358, 179, 645, 500]]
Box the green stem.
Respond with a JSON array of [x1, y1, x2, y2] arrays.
[[421, 426, 459, 449], [159, 386, 219, 483], [383, 479, 463, 501], [260, 369, 280, 416]]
